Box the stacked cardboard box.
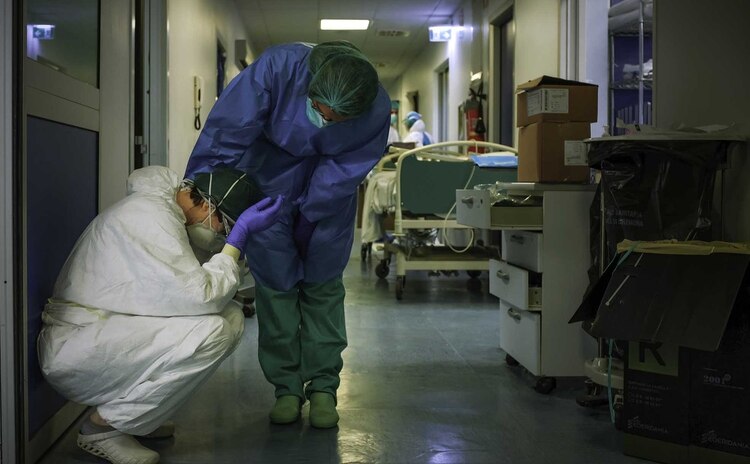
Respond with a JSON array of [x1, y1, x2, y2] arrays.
[[573, 249, 750, 464], [516, 76, 598, 183]]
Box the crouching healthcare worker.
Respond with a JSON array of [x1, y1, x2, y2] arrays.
[[185, 41, 390, 428], [38, 166, 283, 464]]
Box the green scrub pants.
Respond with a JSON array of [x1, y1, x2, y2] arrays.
[[255, 277, 346, 402]]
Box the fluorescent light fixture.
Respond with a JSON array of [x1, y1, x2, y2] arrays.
[[320, 19, 370, 30]]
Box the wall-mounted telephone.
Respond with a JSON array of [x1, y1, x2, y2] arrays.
[[193, 76, 203, 130]]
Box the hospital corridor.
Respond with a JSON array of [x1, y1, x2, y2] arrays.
[[37, 241, 642, 464], [2, 1, 750, 464]]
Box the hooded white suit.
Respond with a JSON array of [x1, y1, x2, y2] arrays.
[[401, 119, 434, 148], [38, 166, 244, 436]]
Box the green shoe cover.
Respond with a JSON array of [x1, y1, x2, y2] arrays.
[[269, 395, 301, 424], [309, 392, 339, 429]]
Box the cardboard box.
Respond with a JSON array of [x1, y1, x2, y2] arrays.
[[691, 351, 750, 460], [516, 75, 598, 127], [518, 122, 590, 183], [690, 299, 750, 462], [572, 249, 750, 464], [623, 342, 691, 463], [690, 446, 750, 464], [624, 435, 690, 464]]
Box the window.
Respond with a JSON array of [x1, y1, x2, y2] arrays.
[[26, 0, 100, 86]]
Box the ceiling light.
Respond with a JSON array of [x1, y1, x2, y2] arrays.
[[320, 19, 370, 31]]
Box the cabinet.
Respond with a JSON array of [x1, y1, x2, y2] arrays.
[[457, 183, 597, 392], [609, 0, 653, 134]]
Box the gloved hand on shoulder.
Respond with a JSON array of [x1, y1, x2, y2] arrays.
[[293, 212, 317, 260], [225, 195, 284, 251]]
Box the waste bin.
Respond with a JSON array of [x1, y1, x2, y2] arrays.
[[587, 138, 730, 263]]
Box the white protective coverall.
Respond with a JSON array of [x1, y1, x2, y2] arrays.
[[401, 119, 434, 148], [387, 125, 400, 145], [360, 171, 397, 243], [38, 166, 244, 436]]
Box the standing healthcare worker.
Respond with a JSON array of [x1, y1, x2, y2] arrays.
[[402, 111, 434, 147], [186, 41, 390, 429]]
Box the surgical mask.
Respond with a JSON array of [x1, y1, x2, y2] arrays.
[[186, 209, 226, 253], [306, 98, 332, 128], [187, 223, 226, 253]]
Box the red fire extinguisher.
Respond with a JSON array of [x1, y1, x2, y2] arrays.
[[464, 84, 487, 153]]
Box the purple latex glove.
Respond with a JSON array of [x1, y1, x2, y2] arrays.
[[293, 212, 317, 259], [226, 196, 284, 250]]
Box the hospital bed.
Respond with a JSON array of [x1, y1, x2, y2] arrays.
[[362, 141, 518, 300]]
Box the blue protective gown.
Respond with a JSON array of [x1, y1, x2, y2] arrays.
[[186, 43, 391, 291]]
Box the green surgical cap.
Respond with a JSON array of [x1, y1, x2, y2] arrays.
[[192, 168, 264, 222], [308, 41, 361, 75], [308, 44, 379, 117]]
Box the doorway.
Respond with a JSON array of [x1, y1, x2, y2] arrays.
[[436, 61, 449, 142], [20, 1, 133, 461], [491, 7, 514, 147]]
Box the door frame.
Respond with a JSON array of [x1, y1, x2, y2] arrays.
[[1, 0, 20, 460], [20, 1, 133, 461], [488, 1, 514, 146]]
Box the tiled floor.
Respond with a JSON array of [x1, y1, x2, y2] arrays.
[[39, 242, 647, 464]]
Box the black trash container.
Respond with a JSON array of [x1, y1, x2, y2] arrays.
[[588, 139, 729, 263]]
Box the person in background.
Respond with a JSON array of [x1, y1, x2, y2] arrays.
[[185, 41, 390, 429], [387, 113, 400, 146], [402, 111, 434, 147], [38, 166, 283, 464]]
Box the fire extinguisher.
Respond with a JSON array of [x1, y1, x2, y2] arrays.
[[464, 83, 487, 153]]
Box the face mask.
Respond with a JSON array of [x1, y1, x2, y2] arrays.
[[187, 222, 226, 253], [306, 98, 332, 128], [186, 209, 226, 253]]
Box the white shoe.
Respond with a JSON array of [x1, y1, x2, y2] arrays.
[[77, 430, 159, 464], [141, 420, 175, 439]]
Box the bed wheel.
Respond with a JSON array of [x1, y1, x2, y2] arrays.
[[395, 276, 405, 300], [375, 262, 389, 279], [467, 270, 482, 278]]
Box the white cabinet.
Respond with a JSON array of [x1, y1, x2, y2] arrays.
[[499, 301, 541, 376], [501, 231, 543, 273], [457, 183, 597, 383]]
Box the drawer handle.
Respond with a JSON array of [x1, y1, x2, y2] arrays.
[[461, 196, 475, 206], [510, 234, 525, 245], [507, 307, 522, 321], [496, 270, 510, 282]]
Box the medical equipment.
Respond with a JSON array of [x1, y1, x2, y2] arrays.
[[363, 141, 518, 300]]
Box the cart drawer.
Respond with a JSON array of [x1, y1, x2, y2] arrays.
[[456, 189, 544, 230], [490, 206, 543, 229], [489, 260, 542, 310], [456, 189, 492, 228], [502, 231, 543, 273], [499, 301, 541, 376]]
